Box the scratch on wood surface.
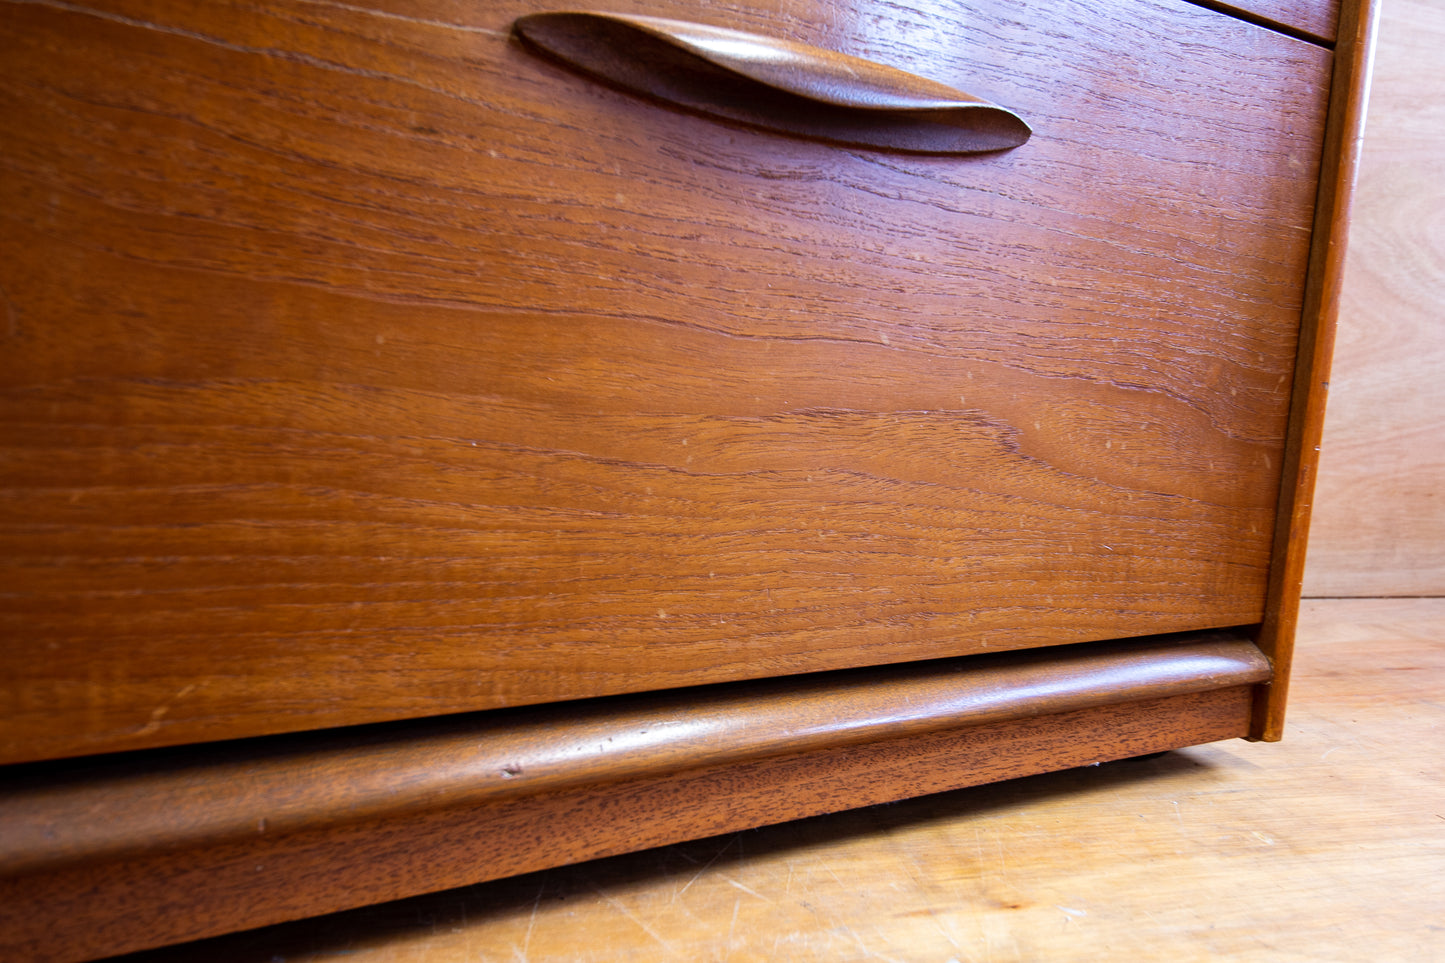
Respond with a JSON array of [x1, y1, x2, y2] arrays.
[[596, 891, 674, 953], [135, 683, 198, 736], [669, 844, 701, 865], [818, 857, 849, 889], [674, 836, 735, 901], [988, 823, 1013, 887], [517, 882, 543, 962], [926, 908, 964, 952], [722, 897, 740, 962], [720, 873, 772, 904], [836, 918, 903, 963]]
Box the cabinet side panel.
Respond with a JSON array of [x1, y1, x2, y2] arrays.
[[1254, 0, 1378, 739]]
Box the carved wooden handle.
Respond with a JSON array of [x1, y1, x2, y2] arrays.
[[513, 12, 1031, 153]]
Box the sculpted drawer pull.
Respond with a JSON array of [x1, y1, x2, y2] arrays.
[[513, 11, 1030, 153]]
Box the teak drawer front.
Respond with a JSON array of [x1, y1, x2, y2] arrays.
[[1207, 0, 1340, 43], [0, 0, 1331, 763]]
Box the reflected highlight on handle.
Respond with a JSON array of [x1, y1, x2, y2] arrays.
[[513, 11, 1031, 154]]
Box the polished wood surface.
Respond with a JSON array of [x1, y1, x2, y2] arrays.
[[512, 12, 1031, 153], [0, 0, 1333, 764], [0, 631, 1267, 877], [1303, 0, 1445, 598], [1, 691, 1257, 963], [1250, 0, 1377, 739], [1192, 0, 1339, 43], [104, 597, 1445, 963], [0, 632, 1267, 962]]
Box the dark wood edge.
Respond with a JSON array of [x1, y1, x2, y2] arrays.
[[0, 683, 1258, 963], [1252, 0, 1378, 741], [1184, 0, 1340, 46], [0, 630, 1267, 878]]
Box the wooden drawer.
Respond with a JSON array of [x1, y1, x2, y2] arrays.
[[0, 0, 1332, 764], [1213, 0, 1341, 42], [0, 0, 1378, 957]]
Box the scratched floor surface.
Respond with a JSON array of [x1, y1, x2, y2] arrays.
[[111, 598, 1445, 963]]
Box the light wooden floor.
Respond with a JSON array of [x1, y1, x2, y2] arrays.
[[117, 598, 1445, 963]]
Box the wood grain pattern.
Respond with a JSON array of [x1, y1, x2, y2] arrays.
[[101, 598, 1442, 963], [0, 631, 1268, 879], [511, 12, 1032, 153], [1251, 0, 1376, 740], [1302, 0, 1445, 598], [1189, 0, 1339, 43], [0, 651, 1259, 962], [0, 0, 1332, 764]]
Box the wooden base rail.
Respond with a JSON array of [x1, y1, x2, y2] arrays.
[[0, 632, 1269, 962]]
